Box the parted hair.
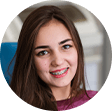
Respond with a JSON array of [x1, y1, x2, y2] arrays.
[[10, 6, 90, 111]]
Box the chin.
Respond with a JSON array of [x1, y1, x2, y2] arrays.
[[55, 81, 71, 88]]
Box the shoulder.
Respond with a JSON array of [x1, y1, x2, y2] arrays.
[[76, 90, 98, 100], [71, 90, 98, 107], [57, 90, 98, 110], [86, 90, 98, 98]]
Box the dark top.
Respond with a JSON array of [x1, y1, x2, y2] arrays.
[[57, 90, 98, 111]]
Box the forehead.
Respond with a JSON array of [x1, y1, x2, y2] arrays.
[[35, 20, 72, 46]]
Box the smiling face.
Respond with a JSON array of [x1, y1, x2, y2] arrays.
[[34, 19, 78, 90]]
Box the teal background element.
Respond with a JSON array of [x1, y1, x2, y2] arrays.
[[0, 0, 112, 111]]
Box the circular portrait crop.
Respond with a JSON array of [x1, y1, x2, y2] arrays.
[[0, 0, 112, 111]]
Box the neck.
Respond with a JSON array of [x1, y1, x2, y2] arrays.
[[50, 84, 71, 101]]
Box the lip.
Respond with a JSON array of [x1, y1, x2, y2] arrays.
[[50, 67, 69, 78], [50, 67, 67, 73]]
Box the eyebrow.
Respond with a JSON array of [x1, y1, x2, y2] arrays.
[[35, 39, 72, 50], [59, 39, 72, 45]]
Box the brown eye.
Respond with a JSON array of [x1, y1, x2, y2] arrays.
[[37, 50, 48, 56]]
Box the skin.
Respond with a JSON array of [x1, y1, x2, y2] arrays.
[[34, 19, 78, 101]]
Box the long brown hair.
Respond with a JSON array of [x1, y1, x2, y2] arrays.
[[10, 6, 90, 110]]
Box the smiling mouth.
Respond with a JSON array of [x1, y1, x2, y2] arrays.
[[50, 67, 69, 75]]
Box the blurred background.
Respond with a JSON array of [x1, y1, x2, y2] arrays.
[[1, 0, 112, 91]]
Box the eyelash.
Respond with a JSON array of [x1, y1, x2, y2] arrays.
[[37, 45, 72, 56], [37, 50, 48, 56], [62, 44, 72, 49]]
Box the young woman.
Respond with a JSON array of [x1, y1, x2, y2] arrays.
[[10, 6, 97, 111]]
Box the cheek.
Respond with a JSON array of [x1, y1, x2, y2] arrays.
[[34, 57, 50, 73], [67, 50, 78, 66]]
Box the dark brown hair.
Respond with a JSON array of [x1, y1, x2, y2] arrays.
[[10, 6, 90, 111]]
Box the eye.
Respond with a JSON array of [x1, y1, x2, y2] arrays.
[[37, 50, 48, 56], [62, 44, 72, 49]]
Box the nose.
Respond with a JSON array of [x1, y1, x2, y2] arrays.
[[51, 51, 64, 67]]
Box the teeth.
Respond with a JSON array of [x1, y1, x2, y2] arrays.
[[51, 68, 68, 75]]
